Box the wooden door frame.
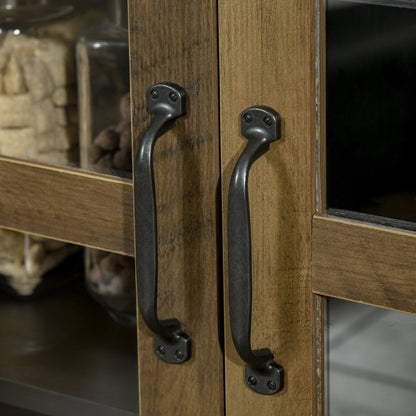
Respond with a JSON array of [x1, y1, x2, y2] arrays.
[[312, 1, 416, 414], [0, 157, 133, 255], [0, 1, 225, 415], [313, 0, 416, 326]]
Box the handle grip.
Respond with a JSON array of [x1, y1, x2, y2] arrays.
[[134, 82, 191, 364], [227, 106, 284, 394]]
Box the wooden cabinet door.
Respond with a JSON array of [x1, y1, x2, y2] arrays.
[[130, 0, 319, 414], [312, 1, 416, 413], [0, 1, 319, 414], [0, 1, 322, 415], [219, 1, 317, 415], [129, 1, 224, 415]]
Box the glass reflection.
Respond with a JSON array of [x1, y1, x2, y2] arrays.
[[328, 298, 416, 415], [326, 0, 416, 224]]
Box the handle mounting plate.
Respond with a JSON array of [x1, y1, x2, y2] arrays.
[[155, 329, 191, 364], [246, 362, 284, 395]]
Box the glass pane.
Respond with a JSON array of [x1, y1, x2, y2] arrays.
[[0, 234, 138, 415], [77, 0, 131, 178], [0, 0, 105, 169], [326, 0, 416, 224], [328, 298, 416, 415], [0, 0, 132, 178]]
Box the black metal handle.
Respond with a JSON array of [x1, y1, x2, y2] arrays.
[[134, 82, 191, 364], [227, 106, 284, 394]]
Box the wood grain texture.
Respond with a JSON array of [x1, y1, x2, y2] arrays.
[[312, 216, 416, 313], [314, 2, 327, 414], [0, 157, 133, 255], [219, 0, 316, 414], [129, 1, 223, 415]]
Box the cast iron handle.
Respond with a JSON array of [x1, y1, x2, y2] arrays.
[[134, 82, 191, 364], [228, 106, 284, 394]]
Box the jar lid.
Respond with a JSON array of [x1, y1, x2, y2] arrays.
[[0, 0, 73, 28]]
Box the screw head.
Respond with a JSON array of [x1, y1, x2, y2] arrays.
[[150, 89, 159, 99], [175, 350, 184, 361], [247, 376, 257, 386], [169, 91, 178, 102], [267, 380, 277, 391], [263, 116, 273, 126], [243, 113, 253, 123], [157, 345, 166, 356]]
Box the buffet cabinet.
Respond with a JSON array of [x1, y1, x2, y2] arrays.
[[1, 0, 415, 415]]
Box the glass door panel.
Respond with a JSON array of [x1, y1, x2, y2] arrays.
[[0, 238, 138, 416], [0, 0, 132, 179], [0, 0, 105, 169], [326, 0, 416, 225], [328, 298, 416, 415], [77, 0, 131, 179]]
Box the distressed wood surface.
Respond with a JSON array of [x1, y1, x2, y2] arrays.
[[312, 216, 416, 313], [314, 2, 327, 414], [129, 1, 223, 415], [0, 157, 133, 255], [219, 0, 316, 414]]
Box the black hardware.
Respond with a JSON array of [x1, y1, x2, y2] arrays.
[[134, 82, 191, 364], [227, 106, 284, 395]]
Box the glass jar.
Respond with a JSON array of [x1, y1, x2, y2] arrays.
[[84, 249, 136, 326], [1, 0, 82, 165], [77, 0, 135, 325], [0, 0, 101, 297], [77, 0, 131, 177]]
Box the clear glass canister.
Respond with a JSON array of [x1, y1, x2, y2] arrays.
[[77, 0, 135, 325], [77, 0, 131, 177], [0, 0, 101, 297]]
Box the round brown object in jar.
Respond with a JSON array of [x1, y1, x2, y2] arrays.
[[95, 152, 114, 169], [119, 128, 131, 151], [88, 264, 102, 286], [91, 249, 108, 266], [100, 253, 123, 275], [113, 148, 132, 171], [119, 268, 136, 295], [88, 143, 106, 164], [94, 126, 119, 151], [115, 120, 130, 134], [120, 93, 130, 121]]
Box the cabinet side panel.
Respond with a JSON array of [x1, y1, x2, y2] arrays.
[[219, 0, 316, 414], [129, 1, 223, 415]]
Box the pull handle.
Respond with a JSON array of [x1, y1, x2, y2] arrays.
[[134, 82, 191, 364], [227, 106, 284, 394]]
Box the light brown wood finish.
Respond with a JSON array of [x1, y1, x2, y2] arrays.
[[219, 1, 316, 414], [312, 215, 416, 314], [314, 2, 327, 414], [0, 157, 133, 255], [129, 1, 223, 415]]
